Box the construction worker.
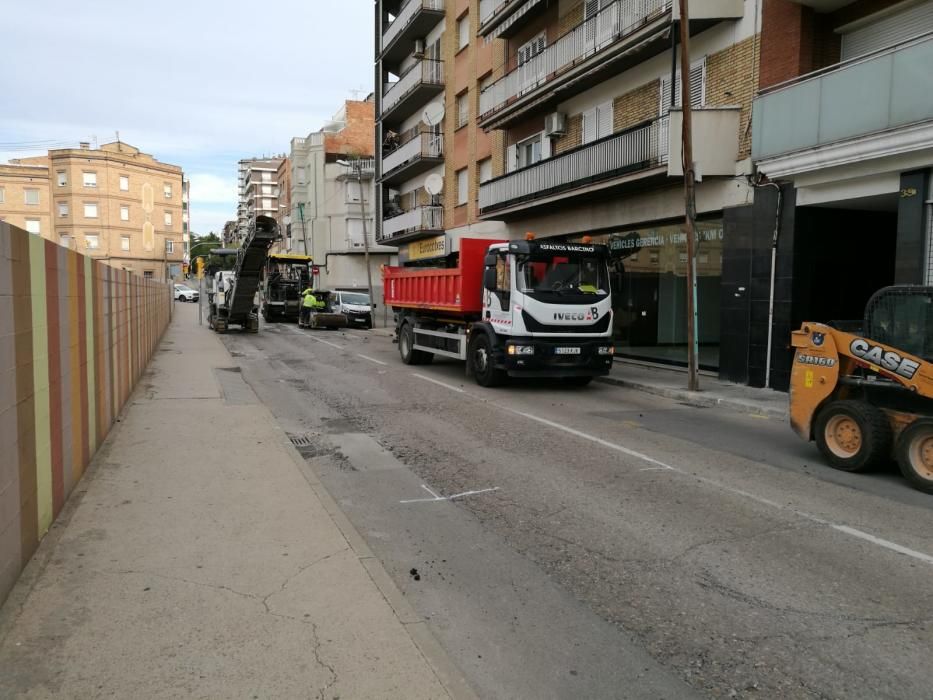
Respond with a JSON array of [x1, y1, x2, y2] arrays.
[[300, 285, 325, 326]]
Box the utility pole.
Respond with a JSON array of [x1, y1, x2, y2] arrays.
[[297, 202, 309, 257], [679, 0, 699, 392]]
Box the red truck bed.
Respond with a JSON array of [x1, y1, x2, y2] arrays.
[[383, 238, 506, 315]]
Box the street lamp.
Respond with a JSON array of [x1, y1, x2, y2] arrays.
[[336, 159, 374, 316]]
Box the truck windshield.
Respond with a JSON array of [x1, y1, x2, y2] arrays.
[[517, 256, 608, 296]]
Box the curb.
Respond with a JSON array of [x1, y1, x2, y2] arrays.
[[596, 374, 789, 420]]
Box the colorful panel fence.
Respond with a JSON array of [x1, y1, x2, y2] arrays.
[[0, 223, 172, 604]]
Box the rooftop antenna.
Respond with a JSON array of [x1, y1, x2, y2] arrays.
[[116, 130, 122, 151], [350, 85, 366, 100]]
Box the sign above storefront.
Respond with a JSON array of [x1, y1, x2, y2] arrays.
[[400, 235, 447, 263]]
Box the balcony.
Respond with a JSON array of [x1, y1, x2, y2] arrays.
[[380, 205, 444, 243], [479, 0, 673, 128], [479, 108, 739, 216], [752, 32, 933, 176], [382, 0, 445, 67], [381, 130, 444, 185], [382, 59, 444, 125], [478, 0, 541, 39]]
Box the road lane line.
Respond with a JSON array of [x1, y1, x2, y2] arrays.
[[412, 373, 465, 393], [308, 336, 345, 350], [510, 409, 676, 471], [407, 369, 933, 567], [831, 524, 933, 565], [357, 353, 388, 366]]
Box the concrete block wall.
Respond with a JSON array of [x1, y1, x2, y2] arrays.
[[0, 222, 172, 605]]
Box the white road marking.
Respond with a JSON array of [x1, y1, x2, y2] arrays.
[[412, 373, 465, 393], [357, 353, 388, 366], [510, 409, 675, 471], [296, 335, 933, 567], [307, 336, 345, 350], [400, 484, 499, 505], [831, 524, 933, 565]]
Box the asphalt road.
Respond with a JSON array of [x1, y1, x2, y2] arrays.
[[216, 319, 933, 700]]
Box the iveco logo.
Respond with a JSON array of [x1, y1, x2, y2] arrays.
[[553, 307, 599, 322]]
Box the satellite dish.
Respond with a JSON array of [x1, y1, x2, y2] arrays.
[[422, 101, 445, 127], [425, 173, 444, 196]]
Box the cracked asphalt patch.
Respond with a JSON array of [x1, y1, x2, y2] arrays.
[[221, 322, 933, 700]]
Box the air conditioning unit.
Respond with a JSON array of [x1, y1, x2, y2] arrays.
[[413, 39, 426, 58], [544, 112, 567, 137]]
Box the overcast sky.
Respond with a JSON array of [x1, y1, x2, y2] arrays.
[[0, 0, 374, 236]]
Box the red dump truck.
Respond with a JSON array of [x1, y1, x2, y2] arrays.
[[383, 237, 615, 387]]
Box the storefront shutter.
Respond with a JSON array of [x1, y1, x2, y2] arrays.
[[841, 1, 933, 60]]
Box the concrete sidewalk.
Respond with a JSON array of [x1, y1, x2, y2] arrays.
[[0, 303, 472, 699], [600, 361, 789, 420]]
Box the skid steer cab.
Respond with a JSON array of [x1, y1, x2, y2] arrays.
[[790, 286, 933, 493]]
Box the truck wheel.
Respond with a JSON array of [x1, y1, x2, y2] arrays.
[[895, 420, 933, 494], [469, 333, 506, 387], [399, 323, 432, 365], [814, 400, 891, 473]]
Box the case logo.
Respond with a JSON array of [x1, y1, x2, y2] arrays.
[[849, 338, 920, 379]]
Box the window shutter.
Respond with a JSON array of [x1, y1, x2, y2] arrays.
[[690, 59, 705, 108], [597, 100, 613, 138], [841, 2, 933, 60], [582, 107, 598, 143], [660, 59, 705, 114], [584, 0, 599, 20], [507, 144, 517, 172]]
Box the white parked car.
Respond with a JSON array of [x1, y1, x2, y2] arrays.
[[174, 284, 199, 302]]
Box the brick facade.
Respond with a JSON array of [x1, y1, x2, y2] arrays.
[[613, 81, 661, 133], [324, 101, 375, 157], [706, 34, 760, 158], [558, 0, 584, 38], [554, 114, 583, 155]]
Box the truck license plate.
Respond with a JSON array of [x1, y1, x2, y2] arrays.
[[555, 347, 581, 355]]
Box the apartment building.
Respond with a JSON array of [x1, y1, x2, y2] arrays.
[[376, 0, 761, 376], [182, 178, 191, 265], [0, 162, 52, 239], [236, 156, 285, 243], [751, 0, 933, 389], [290, 99, 397, 308], [272, 157, 291, 254], [0, 142, 185, 280]]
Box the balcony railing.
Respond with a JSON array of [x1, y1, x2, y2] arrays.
[[383, 131, 444, 174], [383, 59, 444, 116], [383, 0, 444, 53], [752, 31, 933, 162], [479, 0, 671, 119], [479, 116, 668, 212], [479, 0, 506, 23], [380, 205, 444, 240]]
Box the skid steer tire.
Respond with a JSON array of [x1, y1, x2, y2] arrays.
[[814, 400, 891, 473], [895, 420, 933, 494]]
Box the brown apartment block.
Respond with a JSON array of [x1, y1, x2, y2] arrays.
[[0, 142, 185, 281], [375, 0, 757, 377]]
